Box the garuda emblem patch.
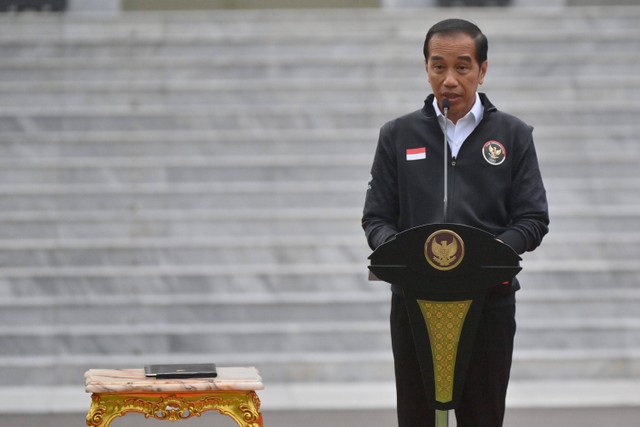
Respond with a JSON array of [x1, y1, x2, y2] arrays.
[[482, 140, 506, 165], [424, 229, 465, 271]]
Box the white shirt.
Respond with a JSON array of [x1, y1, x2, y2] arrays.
[[433, 92, 484, 158]]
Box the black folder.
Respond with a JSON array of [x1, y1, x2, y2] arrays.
[[144, 363, 218, 379]]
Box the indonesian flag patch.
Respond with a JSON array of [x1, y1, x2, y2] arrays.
[[406, 147, 426, 161]]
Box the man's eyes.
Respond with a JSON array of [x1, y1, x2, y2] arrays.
[[431, 64, 471, 73]]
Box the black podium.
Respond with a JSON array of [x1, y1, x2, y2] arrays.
[[368, 223, 521, 426]]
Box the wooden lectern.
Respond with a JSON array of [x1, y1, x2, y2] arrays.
[[368, 223, 521, 427]]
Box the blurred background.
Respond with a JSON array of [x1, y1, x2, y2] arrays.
[[1, 0, 640, 426]]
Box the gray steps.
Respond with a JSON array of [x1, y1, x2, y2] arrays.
[[1, 177, 640, 211], [2, 104, 639, 135], [0, 235, 370, 267], [2, 5, 640, 391], [2, 261, 640, 296], [2, 319, 639, 358], [4, 288, 640, 326], [1, 348, 640, 388], [3, 230, 640, 267], [0, 352, 397, 386], [1, 126, 638, 158], [3, 81, 640, 110], [1, 320, 639, 384], [0, 321, 392, 356], [2, 53, 640, 82], [2, 207, 640, 239], [0, 157, 635, 186], [1, 6, 639, 34]]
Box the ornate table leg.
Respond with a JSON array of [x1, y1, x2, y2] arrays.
[[87, 391, 263, 427]]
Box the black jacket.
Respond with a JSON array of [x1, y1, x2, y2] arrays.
[[362, 94, 549, 299]]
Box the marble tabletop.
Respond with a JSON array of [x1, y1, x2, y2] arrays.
[[85, 367, 264, 394]]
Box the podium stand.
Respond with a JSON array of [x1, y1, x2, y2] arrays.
[[368, 223, 521, 427]]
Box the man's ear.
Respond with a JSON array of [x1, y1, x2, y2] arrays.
[[479, 60, 488, 85], [425, 59, 431, 83]]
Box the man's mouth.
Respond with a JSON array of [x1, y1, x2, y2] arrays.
[[443, 94, 461, 103]]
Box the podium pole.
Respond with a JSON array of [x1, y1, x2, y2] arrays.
[[436, 409, 449, 427]]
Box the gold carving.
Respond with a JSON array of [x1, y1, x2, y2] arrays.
[[431, 238, 458, 266], [424, 230, 465, 271], [86, 391, 262, 427], [418, 300, 472, 403]]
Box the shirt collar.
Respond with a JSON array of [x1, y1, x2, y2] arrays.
[[432, 92, 484, 126]]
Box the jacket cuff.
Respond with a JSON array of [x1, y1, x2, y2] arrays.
[[497, 229, 527, 255]]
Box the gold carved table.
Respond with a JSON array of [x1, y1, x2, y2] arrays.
[[85, 367, 264, 427]]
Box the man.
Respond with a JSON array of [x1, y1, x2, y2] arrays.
[[362, 19, 549, 427]]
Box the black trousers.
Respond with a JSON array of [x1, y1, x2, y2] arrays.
[[390, 293, 516, 427]]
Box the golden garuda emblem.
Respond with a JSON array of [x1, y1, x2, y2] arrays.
[[482, 140, 506, 165], [424, 229, 465, 271]]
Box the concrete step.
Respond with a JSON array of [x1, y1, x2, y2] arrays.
[[0, 234, 370, 267], [0, 292, 391, 326], [0, 321, 394, 357], [2, 288, 639, 327], [1, 22, 638, 57], [1, 5, 638, 390], [2, 229, 640, 267], [0, 130, 638, 160], [523, 231, 640, 260], [1, 52, 639, 83], [0, 150, 636, 184], [2, 6, 639, 36], [1, 205, 639, 239], [0, 184, 366, 211], [1, 317, 639, 357], [1, 102, 639, 133], [0, 352, 396, 386], [7, 383, 640, 419], [0, 208, 363, 239], [509, 348, 640, 380], [0, 179, 638, 211], [2, 97, 639, 116], [2, 348, 640, 389], [0, 53, 640, 86], [0, 126, 638, 157], [0, 319, 638, 385], [1, 12, 638, 36], [1, 258, 639, 295], [517, 289, 640, 319], [2, 78, 639, 109]]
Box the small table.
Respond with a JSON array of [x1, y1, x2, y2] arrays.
[[85, 367, 264, 427]]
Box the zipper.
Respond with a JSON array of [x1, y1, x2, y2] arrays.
[[447, 156, 457, 220]]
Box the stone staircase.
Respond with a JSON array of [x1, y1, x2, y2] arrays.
[[1, 6, 640, 393]]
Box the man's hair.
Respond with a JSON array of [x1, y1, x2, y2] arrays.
[[423, 19, 488, 65]]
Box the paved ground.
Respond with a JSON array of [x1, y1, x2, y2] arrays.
[[4, 380, 640, 426], [5, 407, 640, 427]]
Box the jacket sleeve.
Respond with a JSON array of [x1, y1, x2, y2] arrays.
[[497, 129, 549, 254], [362, 123, 400, 250]]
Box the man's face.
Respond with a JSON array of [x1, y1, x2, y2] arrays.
[[426, 32, 488, 124]]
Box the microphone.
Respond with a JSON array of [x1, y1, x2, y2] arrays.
[[442, 98, 450, 222]]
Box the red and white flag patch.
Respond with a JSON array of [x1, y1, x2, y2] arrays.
[[406, 147, 426, 161]]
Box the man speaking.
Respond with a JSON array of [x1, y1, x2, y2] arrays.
[[362, 19, 549, 427]]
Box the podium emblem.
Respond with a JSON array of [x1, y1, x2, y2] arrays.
[[424, 230, 465, 271]]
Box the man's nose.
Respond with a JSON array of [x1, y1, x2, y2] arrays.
[[443, 70, 457, 87]]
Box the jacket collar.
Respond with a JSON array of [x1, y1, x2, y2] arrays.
[[421, 92, 497, 119]]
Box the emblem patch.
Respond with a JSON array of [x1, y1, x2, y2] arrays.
[[482, 140, 506, 165], [424, 229, 465, 271]]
